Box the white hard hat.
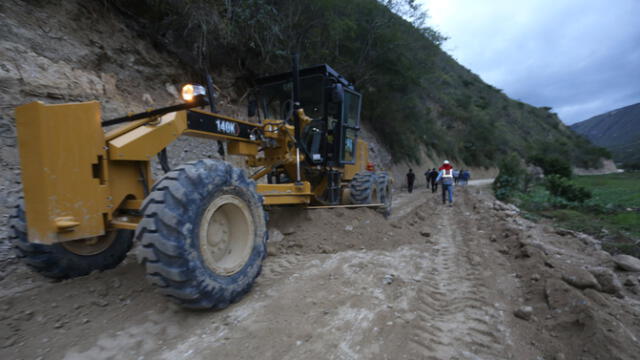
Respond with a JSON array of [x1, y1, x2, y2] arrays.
[[443, 160, 450, 164]]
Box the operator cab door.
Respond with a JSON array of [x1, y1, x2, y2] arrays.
[[338, 88, 361, 165]]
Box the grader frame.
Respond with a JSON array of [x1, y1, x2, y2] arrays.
[[16, 66, 373, 246], [13, 61, 391, 309]]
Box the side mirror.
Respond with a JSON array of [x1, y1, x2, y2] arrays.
[[247, 99, 257, 117], [331, 83, 344, 103]]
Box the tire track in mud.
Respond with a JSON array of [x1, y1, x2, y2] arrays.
[[407, 191, 509, 359]]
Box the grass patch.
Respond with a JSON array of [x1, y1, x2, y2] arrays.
[[572, 172, 640, 208], [515, 172, 640, 256]]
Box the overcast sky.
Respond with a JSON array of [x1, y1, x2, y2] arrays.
[[419, 0, 640, 124]]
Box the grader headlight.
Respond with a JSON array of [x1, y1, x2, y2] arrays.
[[181, 84, 206, 102]]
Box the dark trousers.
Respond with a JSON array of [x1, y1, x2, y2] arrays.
[[431, 180, 437, 193], [408, 181, 414, 193]]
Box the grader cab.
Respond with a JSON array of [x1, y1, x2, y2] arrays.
[[10, 58, 392, 309]]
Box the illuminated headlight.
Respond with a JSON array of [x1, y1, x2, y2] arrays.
[[181, 84, 206, 102]]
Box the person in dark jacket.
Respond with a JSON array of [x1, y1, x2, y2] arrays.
[[406, 168, 415, 193], [429, 168, 438, 193], [424, 169, 431, 189], [461, 170, 471, 185]]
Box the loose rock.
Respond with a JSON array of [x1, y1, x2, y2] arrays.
[[267, 246, 278, 257], [589, 267, 623, 297], [513, 306, 533, 321], [623, 277, 637, 287], [269, 229, 285, 243], [612, 254, 640, 272], [383, 274, 395, 285], [545, 278, 589, 313], [281, 227, 296, 236], [554, 353, 566, 360], [91, 299, 109, 308], [561, 267, 600, 290]]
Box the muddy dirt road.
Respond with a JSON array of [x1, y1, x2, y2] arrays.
[[2, 182, 640, 360]]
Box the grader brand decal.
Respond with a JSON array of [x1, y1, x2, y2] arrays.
[[187, 110, 257, 140], [216, 119, 240, 136]]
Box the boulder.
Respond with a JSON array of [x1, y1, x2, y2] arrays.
[[575, 233, 601, 250], [612, 254, 640, 272], [589, 267, 623, 297], [545, 278, 590, 313], [561, 267, 600, 290]]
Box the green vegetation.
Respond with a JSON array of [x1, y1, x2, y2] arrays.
[[492, 153, 525, 201], [529, 154, 572, 178], [110, 0, 609, 167], [544, 175, 591, 203], [512, 172, 640, 257], [572, 173, 640, 208]]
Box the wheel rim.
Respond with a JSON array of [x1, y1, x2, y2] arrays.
[[61, 232, 116, 256], [199, 194, 255, 276]]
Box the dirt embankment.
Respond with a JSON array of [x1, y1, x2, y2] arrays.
[[2, 183, 640, 359]]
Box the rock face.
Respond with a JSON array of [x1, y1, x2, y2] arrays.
[[613, 255, 640, 272], [0, 0, 255, 263]]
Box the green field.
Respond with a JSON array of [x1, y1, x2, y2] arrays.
[[516, 172, 640, 256], [572, 172, 640, 208]]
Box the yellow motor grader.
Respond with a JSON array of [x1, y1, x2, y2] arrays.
[[9, 58, 392, 309]]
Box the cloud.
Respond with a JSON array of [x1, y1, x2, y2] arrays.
[[421, 0, 640, 124]]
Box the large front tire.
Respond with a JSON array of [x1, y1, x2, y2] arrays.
[[9, 200, 133, 279], [349, 171, 380, 204], [136, 159, 267, 310]]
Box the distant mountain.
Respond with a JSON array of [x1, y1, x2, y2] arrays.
[[571, 103, 640, 165]]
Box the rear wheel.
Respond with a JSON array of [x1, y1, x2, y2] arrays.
[[9, 200, 133, 279], [376, 172, 393, 217], [136, 159, 267, 309], [349, 171, 380, 204]]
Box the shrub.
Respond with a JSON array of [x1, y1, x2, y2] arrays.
[[493, 153, 525, 200], [622, 161, 640, 171], [544, 175, 592, 203], [529, 155, 572, 178]]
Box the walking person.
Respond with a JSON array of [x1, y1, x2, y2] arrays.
[[424, 169, 431, 189], [462, 170, 471, 185], [429, 168, 438, 193], [435, 160, 454, 205], [406, 168, 416, 193]]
